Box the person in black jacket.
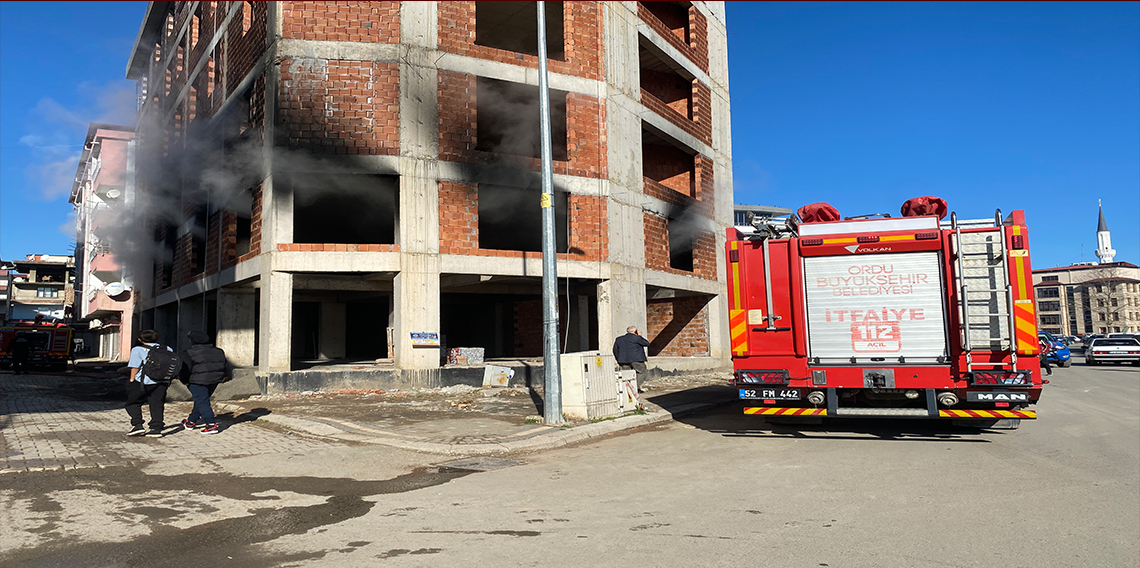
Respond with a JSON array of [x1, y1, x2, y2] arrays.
[[179, 331, 230, 434], [613, 326, 650, 391]]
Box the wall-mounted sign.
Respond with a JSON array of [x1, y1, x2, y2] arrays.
[[410, 332, 440, 347]]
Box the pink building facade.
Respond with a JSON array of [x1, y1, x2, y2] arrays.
[[70, 124, 136, 361]]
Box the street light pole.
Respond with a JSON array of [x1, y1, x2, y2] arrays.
[[536, 1, 563, 425]]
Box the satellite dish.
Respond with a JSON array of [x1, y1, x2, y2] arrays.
[[104, 188, 122, 199], [89, 319, 103, 328], [105, 282, 125, 296]]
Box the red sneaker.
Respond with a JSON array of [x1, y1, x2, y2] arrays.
[[200, 424, 219, 434], [182, 419, 197, 430]]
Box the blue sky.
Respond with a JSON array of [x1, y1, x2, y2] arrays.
[[727, 2, 1139, 268], [1, 2, 1137, 270]]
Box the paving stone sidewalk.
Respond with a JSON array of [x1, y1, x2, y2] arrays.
[[0, 373, 344, 474], [2, 371, 736, 472]]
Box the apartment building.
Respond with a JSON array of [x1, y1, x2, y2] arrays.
[[1033, 262, 1140, 336], [123, 2, 733, 385], [69, 124, 137, 361], [7, 256, 75, 322]]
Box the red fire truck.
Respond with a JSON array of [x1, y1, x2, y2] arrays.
[[0, 318, 73, 371], [726, 197, 1042, 428]]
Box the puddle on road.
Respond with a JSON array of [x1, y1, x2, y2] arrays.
[[0, 465, 478, 568]]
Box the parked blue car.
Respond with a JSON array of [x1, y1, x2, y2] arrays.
[[1039, 332, 1072, 367]]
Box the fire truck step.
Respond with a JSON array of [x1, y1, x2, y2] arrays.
[[832, 408, 932, 417]]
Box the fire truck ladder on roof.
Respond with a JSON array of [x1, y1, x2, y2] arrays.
[[951, 210, 1018, 373]]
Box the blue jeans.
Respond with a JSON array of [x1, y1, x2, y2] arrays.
[[187, 383, 219, 425]]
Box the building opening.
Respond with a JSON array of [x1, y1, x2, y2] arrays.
[[475, 1, 565, 60], [642, 1, 691, 45], [476, 77, 568, 161], [646, 290, 710, 357], [477, 183, 567, 252], [642, 125, 696, 198], [668, 217, 694, 271], [287, 173, 398, 245], [439, 278, 598, 359], [639, 39, 694, 121]]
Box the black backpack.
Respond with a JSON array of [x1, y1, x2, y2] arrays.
[[141, 345, 183, 383]]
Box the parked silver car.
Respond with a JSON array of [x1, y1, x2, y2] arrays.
[[1085, 337, 1140, 366]]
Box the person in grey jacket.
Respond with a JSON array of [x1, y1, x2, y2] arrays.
[[179, 331, 230, 435]]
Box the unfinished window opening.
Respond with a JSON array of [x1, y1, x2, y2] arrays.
[[288, 173, 398, 245], [642, 126, 696, 197], [639, 40, 694, 120], [157, 224, 176, 288], [476, 77, 567, 160], [642, 1, 690, 44], [475, 2, 564, 60], [228, 189, 253, 258], [191, 5, 201, 49], [668, 217, 694, 272], [189, 85, 197, 122], [242, 1, 252, 34], [190, 205, 207, 275], [477, 183, 567, 253], [206, 56, 215, 99]]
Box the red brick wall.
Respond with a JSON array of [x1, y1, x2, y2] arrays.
[[281, 1, 399, 42], [246, 182, 262, 260], [636, 2, 708, 74], [279, 58, 399, 155], [646, 295, 710, 356], [438, 70, 606, 179], [438, 1, 603, 81], [439, 181, 479, 254], [643, 143, 693, 196], [438, 181, 607, 261], [226, 1, 268, 99], [567, 194, 607, 260], [641, 68, 690, 117], [643, 211, 717, 281]]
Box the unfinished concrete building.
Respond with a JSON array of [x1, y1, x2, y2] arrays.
[[124, 1, 733, 388]]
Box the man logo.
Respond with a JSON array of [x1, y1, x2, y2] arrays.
[[968, 392, 1029, 402]]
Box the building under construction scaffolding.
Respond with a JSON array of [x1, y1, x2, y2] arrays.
[[124, 1, 734, 385]]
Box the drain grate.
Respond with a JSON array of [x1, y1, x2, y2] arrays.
[[436, 457, 524, 472]]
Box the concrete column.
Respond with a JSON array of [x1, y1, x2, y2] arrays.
[[217, 288, 256, 366], [259, 270, 293, 372], [319, 301, 346, 359], [393, 1, 442, 370], [599, 3, 650, 350]]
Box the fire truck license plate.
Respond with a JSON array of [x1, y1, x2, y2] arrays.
[[739, 388, 801, 400]]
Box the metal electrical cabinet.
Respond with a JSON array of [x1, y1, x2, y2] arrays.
[[560, 351, 621, 421]]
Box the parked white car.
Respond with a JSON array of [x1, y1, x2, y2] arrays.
[[1085, 337, 1140, 366]]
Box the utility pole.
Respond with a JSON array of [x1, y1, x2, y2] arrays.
[[537, 1, 563, 425]]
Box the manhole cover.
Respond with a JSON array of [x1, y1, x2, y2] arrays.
[[437, 457, 524, 472]]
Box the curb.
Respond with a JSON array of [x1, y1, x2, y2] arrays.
[[233, 399, 732, 455]]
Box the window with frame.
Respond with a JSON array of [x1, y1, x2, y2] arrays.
[[1040, 315, 1060, 326], [1037, 287, 1060, 298], [1038, 301, 1061, 312], [1041, 275, 1059, 282], [36, 287, 59, 298]]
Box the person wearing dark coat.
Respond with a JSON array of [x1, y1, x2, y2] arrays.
[[613, 326, 650, 391], [179, 331, 230, 434], [10, 334, 32, 375]]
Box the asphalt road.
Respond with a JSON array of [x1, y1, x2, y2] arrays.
[[3, 360, 1137, 567]]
